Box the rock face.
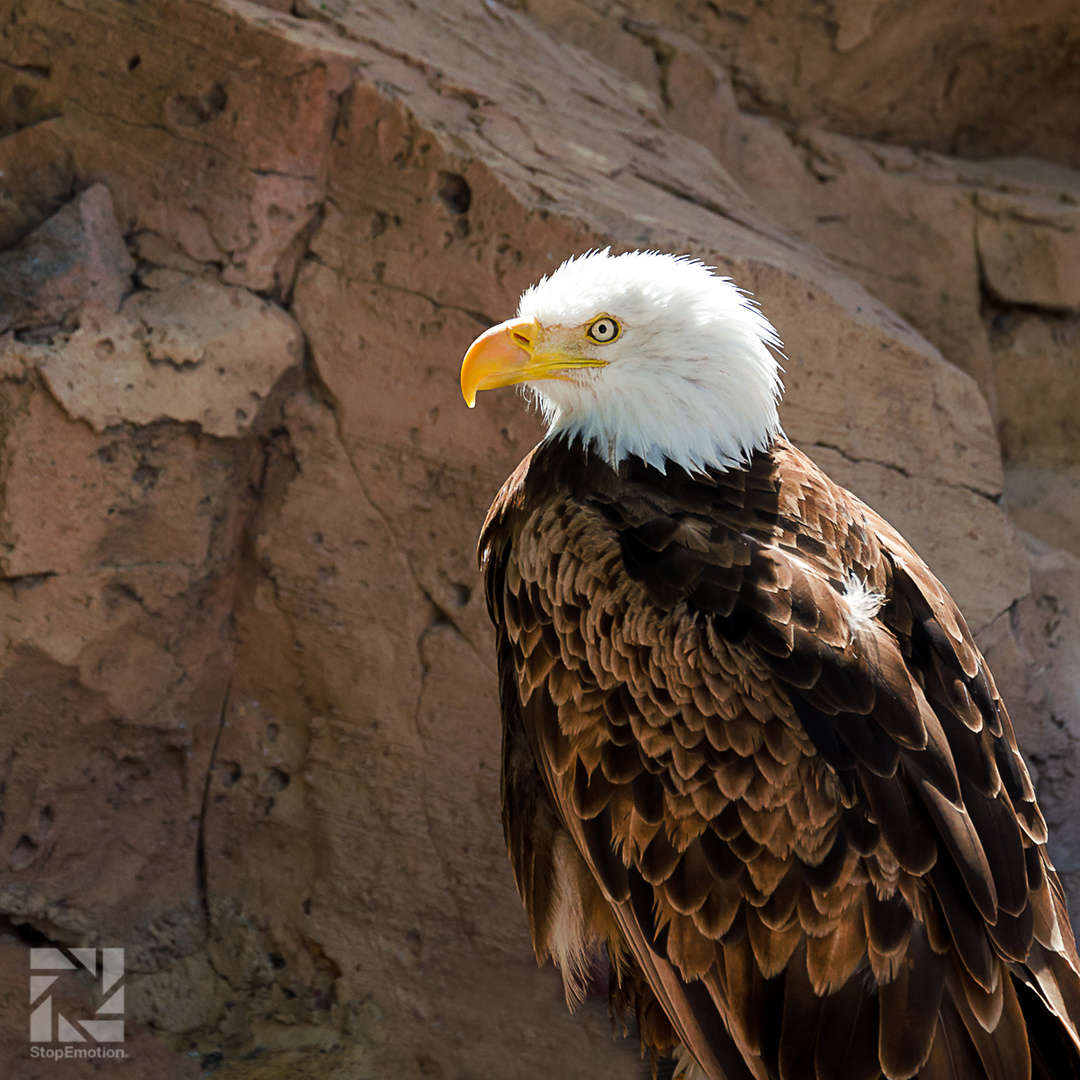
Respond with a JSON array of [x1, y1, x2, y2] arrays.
[[520, 0, 1080, 170], [0, 184, 132, 334], [0, 1, 1077, 1078]]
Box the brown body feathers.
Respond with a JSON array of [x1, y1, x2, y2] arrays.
[[480, 432, 1080, 1080]]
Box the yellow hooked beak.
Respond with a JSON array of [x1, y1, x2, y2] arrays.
[[459, 318, 608, 408]]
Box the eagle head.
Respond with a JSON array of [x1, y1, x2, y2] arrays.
[[460, 249, 784, 473]]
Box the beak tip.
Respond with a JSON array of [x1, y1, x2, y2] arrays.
[[460, 316, 535, 410]]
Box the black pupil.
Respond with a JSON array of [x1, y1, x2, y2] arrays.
[[595, 321, 612, 338]]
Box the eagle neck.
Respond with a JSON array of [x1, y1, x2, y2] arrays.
[[531, 429, 779, 499]]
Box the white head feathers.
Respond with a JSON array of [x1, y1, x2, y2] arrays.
[[517, 249, 784, 474]]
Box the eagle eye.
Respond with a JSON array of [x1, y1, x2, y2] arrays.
[[586, 315, 621, 344]]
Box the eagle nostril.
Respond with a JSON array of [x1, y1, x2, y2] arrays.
[[511, 330, 532, 349]]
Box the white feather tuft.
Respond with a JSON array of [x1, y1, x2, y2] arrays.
[[548, 834, 599, 1008], [843, 572, 885, 634], [673, 1043, 709, 1080], [517, 249, 784, 474]]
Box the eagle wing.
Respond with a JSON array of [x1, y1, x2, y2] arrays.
[[483, 439, 1080, 1080]]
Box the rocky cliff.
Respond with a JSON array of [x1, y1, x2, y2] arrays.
[[0, 1, 1078, 1077]]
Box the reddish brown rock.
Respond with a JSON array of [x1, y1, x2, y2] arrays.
[[977, 190, 1080, 312], [0, 1, 352, 294], [991, 310, 1080, 467], [0, 375, 259, 950], [30, 278, 303, 437], [522, 0, 1080, 170], [1005, 465, 1080, 561], [0, 939, 202, 1080], [0, 184, 132, 333], [725, 119, 996, 403], [0, 119, 73, 251]]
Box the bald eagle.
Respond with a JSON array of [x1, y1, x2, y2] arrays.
[[459, 249, 1080, 1080]]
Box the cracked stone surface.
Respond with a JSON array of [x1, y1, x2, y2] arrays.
[[991, 309, 1080, 468], [982, 542, 1080, 913], [0, 1, 1078, 1078], [0, 183, 133, 334], [30, 277, 304, 437], [519, 0, 1080, 171], [977, 189, 1080, 312], [0, 118, 74, 251], [725, 118, 997, 404]]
